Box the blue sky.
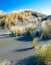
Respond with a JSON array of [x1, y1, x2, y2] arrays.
[[0, 0, 51, 14]]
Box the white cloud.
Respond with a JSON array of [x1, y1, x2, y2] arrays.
[[39, 8, 51, 15]]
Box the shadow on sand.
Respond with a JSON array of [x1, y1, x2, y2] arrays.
[[13, 47, 34, 52], [16, 36, 33, 41], [16, 33, 33, 42], [40, 37, 50, 41], [0, 34, 15, 38], [15, 56, 45, 65], [15, 31, 51, 42], [16, 31, 41, 42]]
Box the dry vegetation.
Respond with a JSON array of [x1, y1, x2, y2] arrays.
[[10, 23, 38, 37], [32, 38, 39, 48], [10, 25, 27, 36], [35, 42, 51, 65], [31, 37, 51, 65], [40, 20, 51, 39], [10, 19, 51, 40], [0, 60, 11, 65], [0, 10, 51, 65], [0, 10, 45, 29]]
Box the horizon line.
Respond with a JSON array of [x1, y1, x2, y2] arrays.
[[0, 9, 50, 15]]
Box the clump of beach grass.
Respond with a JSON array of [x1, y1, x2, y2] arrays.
[[35, 43, 51, 65], [10, 25, 28, 36], [0, 60, 11, 65], [40, 20, 51, 40], [32, 38, 39, 48]]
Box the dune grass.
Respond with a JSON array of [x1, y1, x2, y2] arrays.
[[32, 38, 39, 48], [40, 20, 51, 40], [0, 60, 11, 65], [0, 10, 45, 29], [35, 43, 51, 65]]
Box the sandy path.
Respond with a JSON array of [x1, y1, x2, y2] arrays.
[[0, 30, 48, 63], [0, 35, 34, 62]]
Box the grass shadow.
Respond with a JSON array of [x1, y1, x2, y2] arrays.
[[13, 47, 34, 52], [16, 36, 33, 41], [0, 34, 15, 38], [39, 36, 50, 41], [16, 34, 33, 42], [15, 56, 46, 65]]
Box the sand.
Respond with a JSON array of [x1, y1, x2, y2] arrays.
[[0, 30, 49, 64]]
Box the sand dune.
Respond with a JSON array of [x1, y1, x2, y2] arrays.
[[0, 10, 51, 65]]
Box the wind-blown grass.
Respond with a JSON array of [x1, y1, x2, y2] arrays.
[[0, 60, 11, 65], [0, 10, 45, 29], [35, 43, 51, 65], [32, 38, 39, 48], [40, 20, 51, 40]]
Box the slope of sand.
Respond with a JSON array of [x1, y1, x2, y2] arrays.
[[0, 30, 49, 65], [0, 30, 34, 62]]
